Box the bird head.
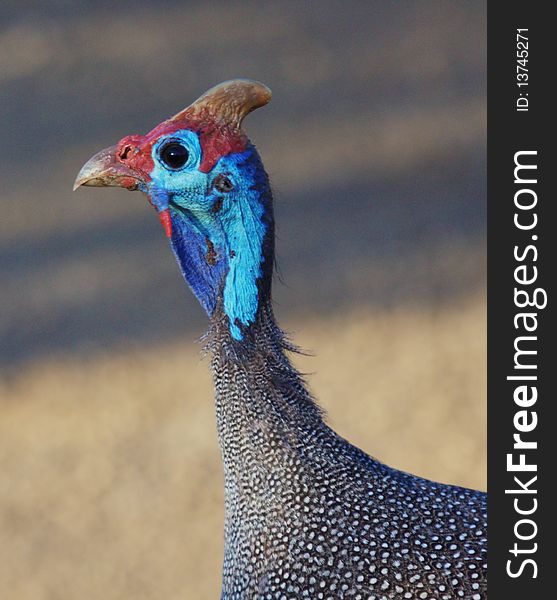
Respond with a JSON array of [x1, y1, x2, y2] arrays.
[[74, 80, 274, 341]]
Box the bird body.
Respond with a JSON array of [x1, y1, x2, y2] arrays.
[[211, 306, 486, 599], [75, 80, 487, 599]]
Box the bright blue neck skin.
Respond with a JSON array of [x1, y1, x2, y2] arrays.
[[146, 130, 273, 341]]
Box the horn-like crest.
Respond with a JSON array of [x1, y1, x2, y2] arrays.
[[169, 79, 272, 130]]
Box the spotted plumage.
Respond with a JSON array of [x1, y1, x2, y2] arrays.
[[75, 79, 487, 599]]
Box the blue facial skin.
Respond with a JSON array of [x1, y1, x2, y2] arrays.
[[147, 130, 272, 340]]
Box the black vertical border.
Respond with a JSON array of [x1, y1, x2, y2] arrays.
[[488, 2, 555, 598]]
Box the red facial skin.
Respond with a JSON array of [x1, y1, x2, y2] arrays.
[[158, 209, 173, 238], [114, 110, 249, 181]]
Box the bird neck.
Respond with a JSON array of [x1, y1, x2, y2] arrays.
[[207, 300, 325, 478]]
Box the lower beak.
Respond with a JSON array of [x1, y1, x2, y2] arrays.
[[73, 145, 142, 191]]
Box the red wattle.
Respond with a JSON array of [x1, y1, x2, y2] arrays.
[[158, 209, 172, 238]]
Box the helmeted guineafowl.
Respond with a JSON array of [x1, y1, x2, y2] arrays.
[[75, 79, 487, 600]]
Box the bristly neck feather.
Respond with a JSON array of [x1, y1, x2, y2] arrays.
[[206, 298, 326, 474]]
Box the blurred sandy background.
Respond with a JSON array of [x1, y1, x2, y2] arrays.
[[0, 1, 486, 598]]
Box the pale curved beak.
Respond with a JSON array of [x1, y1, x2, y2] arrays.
[[73, 145, 142, 191]]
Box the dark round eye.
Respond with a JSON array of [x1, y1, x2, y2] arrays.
[[160, 142, 189, 169]]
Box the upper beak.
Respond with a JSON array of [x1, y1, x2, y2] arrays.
[[73, 145, 142, 191]]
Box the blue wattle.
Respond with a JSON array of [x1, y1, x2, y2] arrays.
[[170, 213, 227, 316], [164, 146, 272, 340], [220, 150, 270, 340]]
